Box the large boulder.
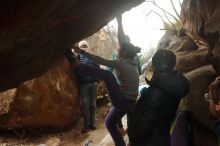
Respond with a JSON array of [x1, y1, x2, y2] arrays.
[[83, 26, 118, 97], [157, 31, 198, 52], [0, 58, 80, 129], [157, 30, 208, 73], [86, 25, 118, 59], [179, 65, 218, 146], [0, 25, 118, 129], [140, 32, 206, 81], [179, 65, 217, 129], [178, 1, 220, 144], [0, 0, 144, 92], [180, 0, 220, 42], [176, 49, 209, 73], [180, 0, 220, 73]]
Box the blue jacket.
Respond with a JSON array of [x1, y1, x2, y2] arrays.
[[78, 54, 99, 84]]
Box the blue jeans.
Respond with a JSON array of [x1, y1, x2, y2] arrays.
[[78, 63, 136, 146], [80, 83, 98, 128]]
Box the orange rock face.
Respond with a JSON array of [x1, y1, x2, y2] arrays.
[[0, 59, 80, 129]]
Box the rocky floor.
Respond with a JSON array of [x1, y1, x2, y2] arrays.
[[0, 103, 129, 146]]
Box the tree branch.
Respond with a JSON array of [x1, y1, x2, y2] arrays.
[[179, 0, 182, 8], [170, 0, 180, 18], [152, 1, 180, 24], [163, 11, 177, 32], [145, 10, 167, 25]]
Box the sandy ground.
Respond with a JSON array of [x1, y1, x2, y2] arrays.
[[0, 103, 128, 146]]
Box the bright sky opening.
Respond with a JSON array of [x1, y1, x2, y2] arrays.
[[109, 0, 182, 53]]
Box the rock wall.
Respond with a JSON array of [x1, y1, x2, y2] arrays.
[[86, 25, 119, 60], [0, 0, 144, 92], [0, 59, 80, 129], [180, 0, 220, 73], [0, 26, 117, 129]]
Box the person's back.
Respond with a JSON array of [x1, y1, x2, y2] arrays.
[[128, 49, 190, 146], [113, 58, 139, 100], [142, 70, 188, 146]]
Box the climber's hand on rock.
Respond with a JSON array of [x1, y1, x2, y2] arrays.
[[73, 45, 82, 54]]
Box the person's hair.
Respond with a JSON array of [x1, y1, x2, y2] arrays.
[[120, 43, 140, 59], [152, 49, 176, 72]]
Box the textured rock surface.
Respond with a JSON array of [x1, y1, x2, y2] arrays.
[[83, 26, 118, 97], [157, 30, 209, 73], [179, 65, 218, 129], [180, 0, 220, 73], [0, 26, 117, 129], [158, 31, 198, 52], [86, 25, 118, 60], [179, 1, 220, 145], [0, 58, 80, 129], [180, 0, 220, 42], [176, 49, 208, 73], [0, 0, 144, 91]]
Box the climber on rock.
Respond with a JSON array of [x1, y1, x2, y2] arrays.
[[72, 38, 140, 146]]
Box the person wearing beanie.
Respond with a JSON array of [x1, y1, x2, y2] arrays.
[[128, 49, 190, 146], [73, 40, 100, 133]]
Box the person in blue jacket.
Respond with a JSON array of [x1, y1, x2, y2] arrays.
[[78, 41, 100, 133]]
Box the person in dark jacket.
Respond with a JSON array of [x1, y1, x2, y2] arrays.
[[128, 49, 190, 146], [64, 42, 99, 133], [77, 40, 100, 133]]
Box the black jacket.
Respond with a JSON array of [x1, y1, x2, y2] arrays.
[[128, 70, 190, 146]]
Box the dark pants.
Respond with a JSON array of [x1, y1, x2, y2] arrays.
[[79, 63, 135, 146], [80, 83, 98, 128]]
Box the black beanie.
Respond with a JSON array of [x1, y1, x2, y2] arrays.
[[152, 49, 176, 72], [120, 43, 140, 59]]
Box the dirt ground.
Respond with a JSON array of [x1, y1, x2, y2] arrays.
[[0, 103, 125, 146]]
